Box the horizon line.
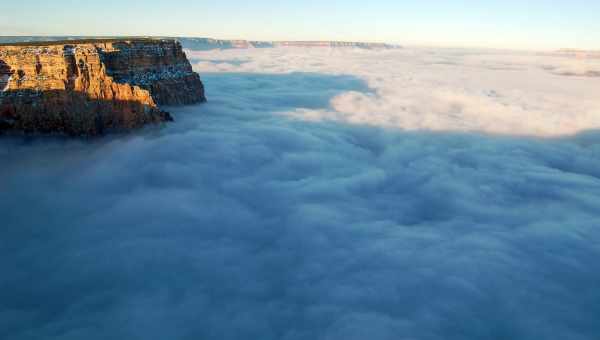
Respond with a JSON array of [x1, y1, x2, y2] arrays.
[[0, 35, 595, 52]]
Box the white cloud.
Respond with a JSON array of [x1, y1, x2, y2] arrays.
[[187, 47, 600, 136], [2, 47, 600, 340]]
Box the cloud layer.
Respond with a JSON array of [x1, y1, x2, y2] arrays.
[[2, 48, 600, 340], [189, 47, 600, 136]]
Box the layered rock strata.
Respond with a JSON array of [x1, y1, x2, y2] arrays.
[[0, 39, 205, 135]]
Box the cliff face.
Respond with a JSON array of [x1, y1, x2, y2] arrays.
[[0, 39, 205, 135]]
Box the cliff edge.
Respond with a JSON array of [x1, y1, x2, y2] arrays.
[[0, 39, 206, 136]]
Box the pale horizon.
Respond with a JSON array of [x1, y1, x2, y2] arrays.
[[0, 34, 593, 53]]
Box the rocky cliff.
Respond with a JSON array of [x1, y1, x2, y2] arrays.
[[0, 39, 205, 135]]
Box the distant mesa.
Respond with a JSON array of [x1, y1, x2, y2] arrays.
[[555, 49, 600, 59], [0, 38, 206, 136], [177, 38, 402, 50]]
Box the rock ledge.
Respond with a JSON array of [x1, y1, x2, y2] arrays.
[[0, 38, 206, 136]]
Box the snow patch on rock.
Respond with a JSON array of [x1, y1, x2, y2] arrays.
[[0, 74, 10, 92]]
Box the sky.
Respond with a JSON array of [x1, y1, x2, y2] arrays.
[[2, 47, 600, 339], [2, 0, 600, 49]]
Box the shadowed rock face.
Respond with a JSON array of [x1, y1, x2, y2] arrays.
[[0, 60, 11, 91], [0, 89, 173, 135], [0, 39, 205, 136]]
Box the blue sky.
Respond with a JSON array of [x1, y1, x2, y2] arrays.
[[2, 0, 599, 49]]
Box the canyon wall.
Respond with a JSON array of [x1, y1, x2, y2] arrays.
[[0, 39, 205, 135]]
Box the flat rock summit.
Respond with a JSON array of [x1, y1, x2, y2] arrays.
[[0, 38, 206, 136]]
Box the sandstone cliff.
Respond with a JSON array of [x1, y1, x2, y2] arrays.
[[0, 39, 206, 135]]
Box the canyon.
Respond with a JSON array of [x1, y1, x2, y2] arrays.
[[0, 38, 205, 135]]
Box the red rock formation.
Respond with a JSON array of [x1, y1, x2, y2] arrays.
[[0, 39, 205, 136]]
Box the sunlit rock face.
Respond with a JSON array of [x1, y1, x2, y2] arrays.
[[99, 40, 206, 105], [0, 39, 206, 135]]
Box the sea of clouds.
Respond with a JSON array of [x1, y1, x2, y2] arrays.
[[2, 47, 600, 340], [190, 47, 600, 137]]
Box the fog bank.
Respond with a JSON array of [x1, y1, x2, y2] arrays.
[[2, 48, 600, 340]]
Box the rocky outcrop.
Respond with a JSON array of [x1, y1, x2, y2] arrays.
[[0, 39, 205, 135]]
